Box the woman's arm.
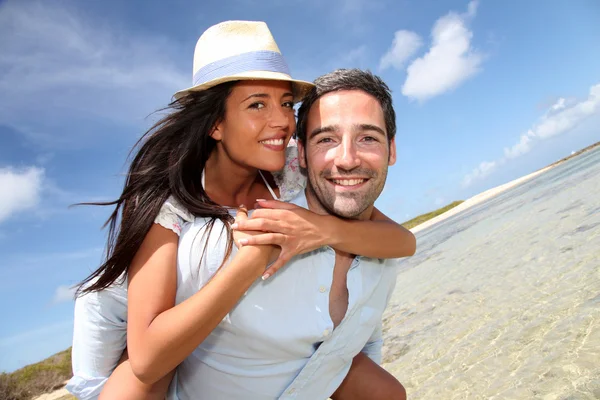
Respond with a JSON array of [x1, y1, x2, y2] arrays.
[[127, 223, 274, 385], [324, 206, 416, 259], [232, 200, 416, 278]]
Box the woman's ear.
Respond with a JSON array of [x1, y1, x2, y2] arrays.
[[210, 121, 223, 141]]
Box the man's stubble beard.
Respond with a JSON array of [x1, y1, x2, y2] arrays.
[[305, 167, 388, 220]]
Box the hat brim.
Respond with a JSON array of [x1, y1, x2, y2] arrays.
[[173, 71, 314, 102]]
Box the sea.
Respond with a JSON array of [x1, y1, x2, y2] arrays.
[[383, 147, 600, 399]]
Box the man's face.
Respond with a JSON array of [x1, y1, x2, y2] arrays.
[[298, 90, 396, 219]]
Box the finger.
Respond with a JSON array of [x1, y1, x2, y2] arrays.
[[262, 254, 291, 280], [240, 233, 286, 246], [250, 209, 287, 221], [255, 199, 299, 210], [232, 218, 284, 233], [233, 206, 248, 226]]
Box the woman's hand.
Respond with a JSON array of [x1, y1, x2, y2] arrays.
[[231, 200, 332, 279], [232, 207, 281, 272]]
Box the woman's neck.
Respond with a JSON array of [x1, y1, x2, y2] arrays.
[[204, 150, 263, 207]]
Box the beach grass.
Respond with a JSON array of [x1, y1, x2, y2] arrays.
[[0, 348, 72, 400], [401, 200, 464, 230]]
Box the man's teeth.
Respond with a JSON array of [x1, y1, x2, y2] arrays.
[[260, 139, 284, 145], [332, 179, 366, 186]]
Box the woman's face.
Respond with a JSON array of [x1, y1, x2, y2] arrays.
[[211, 80, 296, 172]]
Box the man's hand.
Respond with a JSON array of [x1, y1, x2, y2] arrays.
[[231, 200, 331, 279]]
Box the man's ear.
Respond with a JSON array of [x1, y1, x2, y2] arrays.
[[388, 137, 397, 166], [297, 140, 307, 168]]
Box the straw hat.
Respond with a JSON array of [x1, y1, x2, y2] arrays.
[[174, 20, 314, 101]]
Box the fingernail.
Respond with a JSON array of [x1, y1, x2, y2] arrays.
[[255, 199, 267, 202], [261, 273, 270, 280], [231, 223, 238, 229], [239, 239, 248, 245], [239, 204, 245, 208]]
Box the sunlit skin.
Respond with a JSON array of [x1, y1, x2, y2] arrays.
[[205, 80, 296, 206], [298, 90, 397, 220], [210, 80, 295, 171]]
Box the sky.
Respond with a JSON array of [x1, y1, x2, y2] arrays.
[[0, 0, 599, 372]]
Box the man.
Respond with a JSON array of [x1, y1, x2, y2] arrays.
[[275, 68, 406, 399]]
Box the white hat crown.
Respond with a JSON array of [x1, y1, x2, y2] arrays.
[[174, 21, 312, 100]]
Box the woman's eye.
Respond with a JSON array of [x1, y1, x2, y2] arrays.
[[249, 102, 265, 109], [282, 101, 295, 109]]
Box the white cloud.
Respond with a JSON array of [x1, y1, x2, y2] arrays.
[[0, 2, 186, 95], [0, 1, 189, 146], [504, 131, 534, 159], [402, 0, 483, 101], [531, 84, 600, 139], [464, 82, 600, 186], [462, 160, 498, 187], [53, 285, 76, 304], [551, 98, 567, 111], [0, 167, 44, 223], [379, 30, 423, 71]]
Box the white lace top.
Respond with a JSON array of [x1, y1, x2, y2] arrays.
[[153, 141, 305, 233]]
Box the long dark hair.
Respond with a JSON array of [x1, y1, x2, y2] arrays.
[[76, 82, 237, 296]]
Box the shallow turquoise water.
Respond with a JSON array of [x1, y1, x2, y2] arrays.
[[384, 148, 600, 399]]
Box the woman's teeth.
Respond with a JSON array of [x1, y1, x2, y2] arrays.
[[260, 139, 284, 145], [332, 179, 366, 186]]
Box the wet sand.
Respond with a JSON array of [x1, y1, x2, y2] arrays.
[[384, 150, 600, 399]]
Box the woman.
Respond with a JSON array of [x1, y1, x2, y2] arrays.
[[68, 21, 414, 400]]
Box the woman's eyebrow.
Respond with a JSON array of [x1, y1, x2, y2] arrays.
[[241, 92, 294, 102], [241, 93, 269, 102]]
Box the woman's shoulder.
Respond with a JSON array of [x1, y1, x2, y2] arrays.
[[272, 139, 306, 202], [154, 195, 195, 236]]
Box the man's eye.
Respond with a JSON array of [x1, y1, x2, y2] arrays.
[[249, 102, 265, 109], [317, 137, 333, 144], [363, 136, 378, 142], [282, 101, 294, 109]]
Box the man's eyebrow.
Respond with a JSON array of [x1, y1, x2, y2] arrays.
[[308, 125, 338, 139], [355, 124, 386, 136], [241, 92, 294, 102]]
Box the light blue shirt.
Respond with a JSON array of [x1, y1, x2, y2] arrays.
[[173, 191, 398, 400]]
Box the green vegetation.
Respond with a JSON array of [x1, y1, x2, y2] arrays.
[[401, 201, 464, 230], [0, 348, 73, 400]]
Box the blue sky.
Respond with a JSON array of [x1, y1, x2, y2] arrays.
[[0, 0, 599, 372]]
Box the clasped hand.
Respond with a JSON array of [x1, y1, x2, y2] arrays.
[[231, 200, 329, 279]]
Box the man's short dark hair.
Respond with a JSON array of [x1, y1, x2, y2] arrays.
[[296, 69, 396, 144]]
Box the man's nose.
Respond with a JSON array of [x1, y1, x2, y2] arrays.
[[334, 139, 361, 170]]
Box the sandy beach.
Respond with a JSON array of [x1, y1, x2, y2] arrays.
[[383, 148, 600, 399], [410, 165, 554, 234]]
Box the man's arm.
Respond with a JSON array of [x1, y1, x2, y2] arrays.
[[361, 321, 383, 364]]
